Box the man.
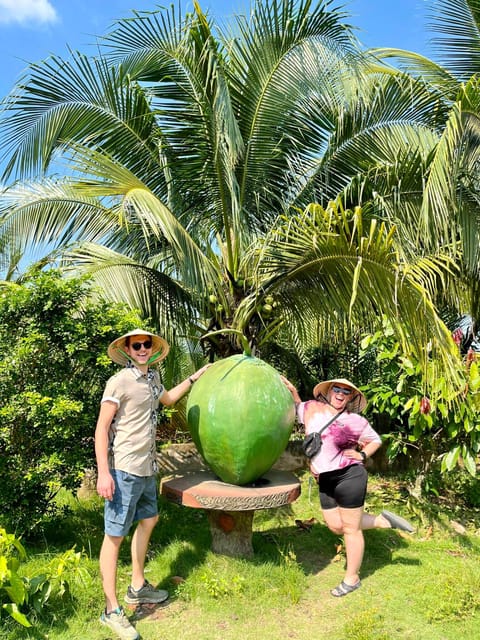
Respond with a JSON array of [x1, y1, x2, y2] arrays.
[[96, 328, 209, 640]]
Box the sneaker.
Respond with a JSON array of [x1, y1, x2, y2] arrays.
[[100, 606, 140, 640], [125, 580, 169, 605]]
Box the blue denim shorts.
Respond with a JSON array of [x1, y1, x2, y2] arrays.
[[104, 469, 159, 537]]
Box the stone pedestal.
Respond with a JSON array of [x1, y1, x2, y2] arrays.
[[160, 469, 301, 558]]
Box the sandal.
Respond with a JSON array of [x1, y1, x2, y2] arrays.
[[381, 510, 415, 533], [330, 580, 361, 597]]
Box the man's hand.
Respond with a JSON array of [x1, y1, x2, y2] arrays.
[[97, 471, 115, 501]]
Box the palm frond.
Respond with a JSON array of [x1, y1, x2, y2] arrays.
[[371, 48, 460, 98], [427, 0, 480, 80], [0, 179, 113, 248], [0, 53, 160, 183], [63, 243, 199, 339], [236, 201, 463, 397]]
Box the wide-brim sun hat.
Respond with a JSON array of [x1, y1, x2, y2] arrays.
[[107, 329, 170, 366], [313, 377, 367, 413]]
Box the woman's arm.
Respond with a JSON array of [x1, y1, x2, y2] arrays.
[[280, 375, 302, 404]]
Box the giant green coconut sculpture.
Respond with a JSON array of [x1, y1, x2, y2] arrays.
[[186, 332, 296, 485]]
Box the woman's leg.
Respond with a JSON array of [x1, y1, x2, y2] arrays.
[[337, 506, 365, 585], [361, 512, 391, 529], [322, 505, 364, 587], [320, 466, 367, 591]]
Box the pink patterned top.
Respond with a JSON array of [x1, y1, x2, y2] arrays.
[[297, 401, 382, 475]]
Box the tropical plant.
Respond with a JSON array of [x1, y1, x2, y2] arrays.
[[0, 527, 30, 627], [0, 527, 90, 629], [0, 1, 465, 397], [360, 317, 480, 492]]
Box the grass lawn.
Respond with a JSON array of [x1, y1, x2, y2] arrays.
[[3, 470, 480, 639]]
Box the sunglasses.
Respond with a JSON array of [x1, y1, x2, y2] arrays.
[[130, 340, 153, 351], [331, 385, 353, 396]]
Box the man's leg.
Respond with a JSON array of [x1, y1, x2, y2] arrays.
[[99, 533, 124, 612], [130, 515, 159, 590], [123, 475, 168, 605], [99, 536, 140, 640]]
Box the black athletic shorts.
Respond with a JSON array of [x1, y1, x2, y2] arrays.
[[318, 463, 368, 510]]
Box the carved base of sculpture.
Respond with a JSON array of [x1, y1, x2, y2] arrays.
[[208, 510, 255, 557], [160, 469, 301, 558]]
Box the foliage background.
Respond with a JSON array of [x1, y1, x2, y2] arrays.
[[0, 270, 143, 535]]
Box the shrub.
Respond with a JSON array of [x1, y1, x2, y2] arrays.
[[0, 527, 30, 627], [0, 526, 90, 629], [360, 317, 480, 491], [0, 269, 143, 535]]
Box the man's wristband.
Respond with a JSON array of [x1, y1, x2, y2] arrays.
[[189, 377, 195, 385], [359, 451, 367, 463]]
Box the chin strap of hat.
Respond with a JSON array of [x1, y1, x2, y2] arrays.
[[116, 348, 130, 362], [147, 353, 161, 365], [116, 347, 141, 365], [316, 391, 332, 406]]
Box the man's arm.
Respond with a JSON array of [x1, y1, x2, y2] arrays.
[[94, 400, 117, 501], [160, 364, 211, 406]]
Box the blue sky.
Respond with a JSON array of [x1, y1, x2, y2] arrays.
[[0, 0, 431, 101]]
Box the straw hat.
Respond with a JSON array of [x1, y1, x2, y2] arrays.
[[313, 378, 367, 413], [107, 329, 170, 366]]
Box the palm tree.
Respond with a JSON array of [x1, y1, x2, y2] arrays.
[[368, 0, 480, 349], [0, 0, 463, 394]]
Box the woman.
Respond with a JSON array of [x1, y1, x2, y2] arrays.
[[282, 376, 414, 597]]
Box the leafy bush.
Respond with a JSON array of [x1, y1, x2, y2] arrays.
[[0, 526, 90, 629], [0, 527, 30, 627], [0, 270, 143, 535], [360, 317, 480, 490]]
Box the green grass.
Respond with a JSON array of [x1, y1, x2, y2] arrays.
[[3, 470, 480, 640]]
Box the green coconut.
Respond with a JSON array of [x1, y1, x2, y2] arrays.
[[186, 351, 295, 485]]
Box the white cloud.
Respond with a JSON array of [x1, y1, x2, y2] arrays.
[[0, 0, 58, 25]]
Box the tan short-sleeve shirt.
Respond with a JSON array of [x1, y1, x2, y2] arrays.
[[102, 365, 165, 476]]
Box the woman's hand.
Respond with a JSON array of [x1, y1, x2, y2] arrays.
[[280, 375, 302, 403], [342, 448, 364, 461]]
